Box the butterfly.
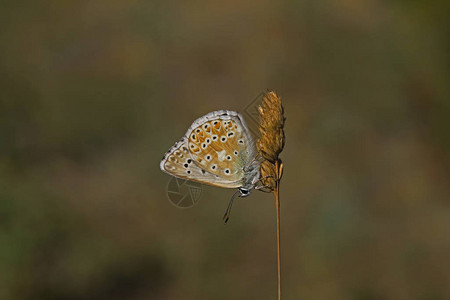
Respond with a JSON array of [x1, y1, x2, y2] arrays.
[[160, 110, 261, 222]]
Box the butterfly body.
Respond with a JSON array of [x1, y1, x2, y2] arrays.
[[160, 110, 260, 197]]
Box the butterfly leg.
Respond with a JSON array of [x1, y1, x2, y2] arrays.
[[255, 185, 273, 193], [255, 175, 275, 193], [243, 156, 259, 172]]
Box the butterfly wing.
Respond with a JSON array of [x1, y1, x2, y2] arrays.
[[186, 110, 256, 180], [160, 110, 257, 189], [160, 137, 205, 179], [160, 137, 243, 188]]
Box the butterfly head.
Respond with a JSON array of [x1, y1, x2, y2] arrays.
[[223, 163, 259, 223], [238, 187, 251, 197]]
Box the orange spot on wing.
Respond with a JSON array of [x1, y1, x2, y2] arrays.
[[213, 121, 221, 130]]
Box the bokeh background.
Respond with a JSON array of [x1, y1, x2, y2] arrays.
[[1, 1, 449, 299]]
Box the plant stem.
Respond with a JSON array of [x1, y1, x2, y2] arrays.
[[275, 160, 282, 300]]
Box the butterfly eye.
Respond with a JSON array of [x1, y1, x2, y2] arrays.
[[220, 136, 227, 142]]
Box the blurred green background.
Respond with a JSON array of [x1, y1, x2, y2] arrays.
[[1, 1, 449, 299]]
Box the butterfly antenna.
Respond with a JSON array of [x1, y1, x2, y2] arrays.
[[223, 190, 240, 223]]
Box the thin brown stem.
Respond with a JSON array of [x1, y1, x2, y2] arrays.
[[275, 160, 282, 300]]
